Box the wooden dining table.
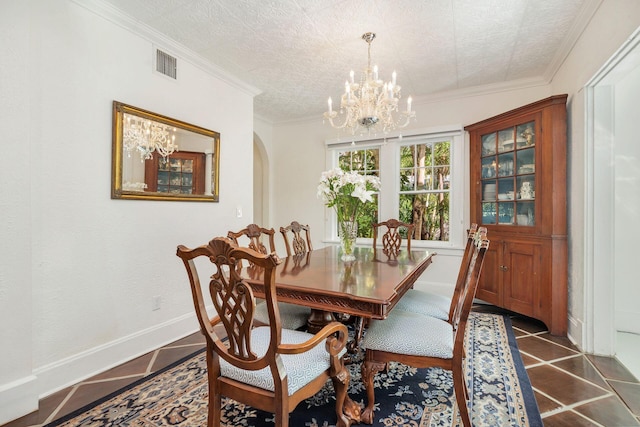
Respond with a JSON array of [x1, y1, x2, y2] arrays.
[[242, 245, 435, 335], [242, 245, 434, 426]]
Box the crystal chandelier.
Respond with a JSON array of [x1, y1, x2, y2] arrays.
[[123, 113, 178, 161], [323, 32, 416, 136]]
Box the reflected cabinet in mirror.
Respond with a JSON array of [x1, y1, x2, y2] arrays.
[[111, 101, 220, 202]]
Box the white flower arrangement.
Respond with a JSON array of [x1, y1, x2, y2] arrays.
[[317, 168, 381, 223]]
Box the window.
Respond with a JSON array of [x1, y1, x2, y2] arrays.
[[326, 127, 464, 249], [399, 141, 450, 241], [336, 147, 380, 238]]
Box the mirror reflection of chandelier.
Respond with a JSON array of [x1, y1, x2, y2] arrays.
[[323, 32, 416, 136], [123, 113, 179, 161]]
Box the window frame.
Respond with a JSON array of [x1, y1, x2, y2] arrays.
[[324, 126, 465, 251]]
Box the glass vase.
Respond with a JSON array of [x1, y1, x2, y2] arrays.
[[338, 220, 358, 261]]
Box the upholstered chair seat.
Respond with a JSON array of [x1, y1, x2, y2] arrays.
[[394, 224, 479, 321], [254, 301, 310, 330], [362, 310, 453, 358], [393, 290, 451, 320], [221, 327, 346, 395]]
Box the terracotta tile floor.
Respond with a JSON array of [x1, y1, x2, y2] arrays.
[[3, 306, 640, 426]]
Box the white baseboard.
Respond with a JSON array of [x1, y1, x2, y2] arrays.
[[34, 312, 200, 399], [567, 314, 584, 351], [0, 375, 38, 425]]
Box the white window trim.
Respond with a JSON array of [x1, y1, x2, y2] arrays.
[[323, 125, 466, 251]]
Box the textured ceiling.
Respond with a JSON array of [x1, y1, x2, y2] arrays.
[[98, 0, 596, 123]]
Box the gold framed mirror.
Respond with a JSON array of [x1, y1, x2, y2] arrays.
[[111, 101, 220, 202]]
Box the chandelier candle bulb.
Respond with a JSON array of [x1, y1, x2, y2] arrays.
[[350, 70, 355, 83], [328, 97, 332, 113], [392, 71, 397, 86], [407, 97, 412, 112]]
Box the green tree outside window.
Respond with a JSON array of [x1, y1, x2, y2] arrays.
[[399, 141, 450, 241]]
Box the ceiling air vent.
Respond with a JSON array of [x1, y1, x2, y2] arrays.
[[156, 49, 177, 79]]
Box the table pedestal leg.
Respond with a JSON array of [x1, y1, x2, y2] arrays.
[[307, 309, 336, 333]]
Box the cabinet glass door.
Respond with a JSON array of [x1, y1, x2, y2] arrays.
[[157, 157, 194, 194], [480, 121, 535, 226]]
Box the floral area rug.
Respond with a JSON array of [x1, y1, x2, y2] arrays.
[[46, 312, 542, 426]]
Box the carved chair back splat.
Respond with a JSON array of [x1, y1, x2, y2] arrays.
[[372, 219, 414, 259], [227, 223, 276, 256], [280, 221, 313, 257]]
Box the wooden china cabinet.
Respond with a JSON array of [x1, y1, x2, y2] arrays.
[[144, 151, 205, 195], [465, 95, 568, 335]]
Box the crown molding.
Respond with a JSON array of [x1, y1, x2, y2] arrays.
[[411, 77, 549, 106], [71, 0, 262, 97], [543, 0, 603, 82]]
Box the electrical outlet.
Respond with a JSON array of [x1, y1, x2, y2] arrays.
[[236, 206, 243, 218], [152, 295, 161, 311]]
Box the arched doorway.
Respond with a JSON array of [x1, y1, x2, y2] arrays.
[[253, 132, 269, 226]]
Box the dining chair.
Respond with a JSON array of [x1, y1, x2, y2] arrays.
[[228, 224, 310, 330], [280, 220, 313, 257], [341, 218, 417, 350], [394, 223, 479, 321], [176, 237, 355, 427], [227, 223, 277, 256], [360, 229, 489, 427], [372, 218, 414, 258]]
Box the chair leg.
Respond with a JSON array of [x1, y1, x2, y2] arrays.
[[331, 365, 358, 427], [360, 356, 387, 424], [275, 399, 289, 427], [204, 351, 221, 427], [452, 362, 472, 427], [208, 375, 221, 427], [210, 386, 220, 427]]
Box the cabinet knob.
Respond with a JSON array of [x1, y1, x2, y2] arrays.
[[500, 265, 509, 272]]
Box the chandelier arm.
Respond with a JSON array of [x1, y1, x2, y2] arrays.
[[395, 112, 416, 129], [323, 112, 351, 130]]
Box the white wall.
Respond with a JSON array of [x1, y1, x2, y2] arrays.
[[270, 85, 551, 289], [0, 0, 256, 422], [0, 1, 38, 421], [550, 0, 640, 349]]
